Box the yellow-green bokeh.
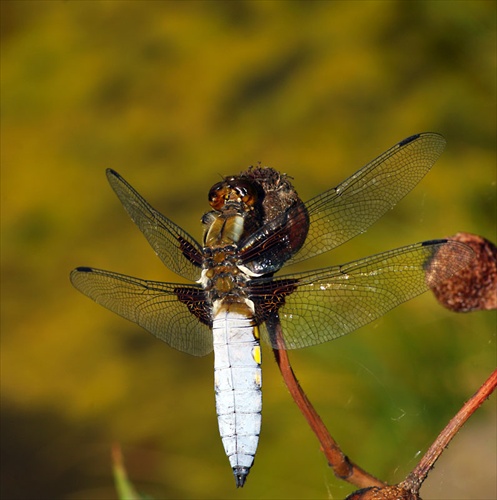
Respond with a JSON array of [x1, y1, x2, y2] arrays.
[[1, 1, 495, 499]]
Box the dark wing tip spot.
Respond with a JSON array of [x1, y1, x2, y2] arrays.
[[75, 266, 93, 273], [398, 133, 421, 147], [106, 168, 122, 182], [422, 239, 447, 247]]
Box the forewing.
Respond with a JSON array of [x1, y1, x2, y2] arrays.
[[241, 133, 446, 271], [253, 239, 473, 349], [70, 267, 213, 356], [106, 169, 203, 282], [290, 133, 447, 264]]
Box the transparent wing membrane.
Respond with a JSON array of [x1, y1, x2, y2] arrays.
[[278, 133, 445, 266], [70, 267, 212, 356], [106, 169, 203, 282], [256, 239, 473, 349]]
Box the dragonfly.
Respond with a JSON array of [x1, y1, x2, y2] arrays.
[[70, 133, 473, 487]]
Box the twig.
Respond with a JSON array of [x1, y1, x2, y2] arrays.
[[269, 310, 496, 497], [400, 368, 497, 495], [268, 315, 386, 489]]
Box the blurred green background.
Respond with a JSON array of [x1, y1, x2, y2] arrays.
[[1, 1, 496, 499]]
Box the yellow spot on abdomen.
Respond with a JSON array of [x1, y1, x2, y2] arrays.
[[253, 325, 260, 340], [252, 345, 262, 365]]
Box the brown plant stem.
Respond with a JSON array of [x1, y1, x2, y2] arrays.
[[400, 367, 497, 495], [269, 316, 386, 489]]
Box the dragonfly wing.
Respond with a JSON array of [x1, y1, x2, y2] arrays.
[[288, 132, 446, 264], [70, 267, 213, 356], [106, 169, 203, 282], [253, 239, 473, 349]]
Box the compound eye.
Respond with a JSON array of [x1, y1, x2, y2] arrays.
[[233, 180, 258, 207], [208, 182, 228, 210]]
